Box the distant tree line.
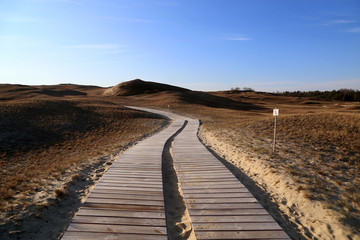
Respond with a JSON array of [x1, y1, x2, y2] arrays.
[[230, 87, 255, 93], [275, 89, 360, 102]]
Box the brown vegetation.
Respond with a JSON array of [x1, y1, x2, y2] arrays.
[[103, 79, 189, 96], [1, 79, 359, 238], [0, 95, 166, 214]]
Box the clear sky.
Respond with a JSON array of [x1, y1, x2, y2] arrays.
[[1, 0, 359, 92]]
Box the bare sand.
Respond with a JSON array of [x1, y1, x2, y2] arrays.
[[163, 140, 196, 240], [0, 121, 170, 240], [198, 126, 360, 240], [0, 149, 123, 239]]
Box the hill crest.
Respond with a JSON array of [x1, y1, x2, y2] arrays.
[[103, 79, 190, 96]]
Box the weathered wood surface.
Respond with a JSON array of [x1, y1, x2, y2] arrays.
[[62, 107, 185, 240], [62, 107, 290, 240], [172, 118, 290, 239]]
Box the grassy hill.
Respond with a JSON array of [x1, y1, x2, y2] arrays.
[[1, 79, 359, 238], [103, 79, 189, 96]]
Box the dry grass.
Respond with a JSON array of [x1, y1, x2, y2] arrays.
[[0, 97, 166, 212], [54, 187, 67, 199], [1, 81, 359, 236], [241, 112, 360, 224]]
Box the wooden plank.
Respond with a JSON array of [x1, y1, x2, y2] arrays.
[[95, 183, 164, 189], [99, 177, 163, 182], [103, 175, 162, 179], [97, 181, 163, 186], [95, 183, 163, 188], [177, 170, 233, 174], [189, 208, 269, 216], [93, 186, 163, 193], [112, 163, 161, 166], [178, 175, 234, 179], [176, 167, 226, 171], [182, 188, 250, 194], [99, 176, 162, 181], [180, 178, 240, 183], [84, 198, 164, 207], [191, 215, 276, 223], [87, 193, 164, 201], [103, 175, 162, 180], [72, 216, 165, 226], [81, 202, 165, 212], [181, 184, 246, 190], [192, 222, 283, 231], [104, 173, 163, 178], [186, 192, 254, 198], [186, 197, 258, 204], [176, 163, 224, 167], [110, 167, 161, 171], [112, 163, 162, 166], [62, 232, 168, 240], [91, 189, 163, 196], [106, 170, 162, 175], [187, 203, 263, 210], [178, 176, 236, 180], [66, 223, 167, 235], [76, 208, 165, 219], [181, 180, 245, 188], [195, 230, 290, 239]]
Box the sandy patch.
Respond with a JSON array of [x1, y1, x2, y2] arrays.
[[0, 151, 120, 239], [162, 121, 196, 240], [198, 126, 359, 240]]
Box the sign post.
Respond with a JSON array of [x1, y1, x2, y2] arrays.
[[273, 108, 279, 152]]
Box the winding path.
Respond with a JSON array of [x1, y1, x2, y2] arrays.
[[172, 118, 290, 239], [62, 107, 289, 240], [62, 108, 185, 239]]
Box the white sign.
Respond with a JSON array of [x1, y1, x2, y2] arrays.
[[273, 108, 279, 116]]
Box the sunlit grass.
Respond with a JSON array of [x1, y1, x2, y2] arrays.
[[0, 98, 166, 211]]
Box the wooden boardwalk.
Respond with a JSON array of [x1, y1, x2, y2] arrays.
[[62, 107, 186, 240], [172, 118, 290, 239], [62, 107, 290, 239]]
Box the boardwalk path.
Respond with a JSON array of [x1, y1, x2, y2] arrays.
[[62, 107, 186, 240], [62, 107, 289, 239], [172, 118, 290, 239]]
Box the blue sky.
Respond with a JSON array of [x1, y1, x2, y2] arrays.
[[0, 0, 359, 91]]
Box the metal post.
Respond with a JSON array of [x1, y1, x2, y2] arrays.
[[273, 115, 277, 152], [272, 107, 278, 152]]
